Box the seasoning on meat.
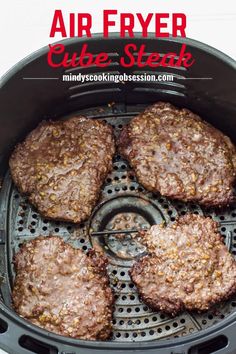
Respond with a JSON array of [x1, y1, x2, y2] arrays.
[[118, 102, 236, 206], [10, 116, 115, 223], [130, 214, 236, 316], [12, 236, 114, 340]]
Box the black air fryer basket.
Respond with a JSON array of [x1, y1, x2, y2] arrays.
[[0, 34, 236, 354]]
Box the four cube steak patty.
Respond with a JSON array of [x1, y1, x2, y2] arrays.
[[12, 236, 114, 340], [130, 214, 236, 316], [118, 102, 236, 206], [9, 104, 236, 334], [9, 116, 115, 223]]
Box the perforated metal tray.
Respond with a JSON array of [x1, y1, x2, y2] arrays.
[[1, 105, 236, 353]]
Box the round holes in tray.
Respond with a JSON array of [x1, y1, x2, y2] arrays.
[[7, 113, 236, 342]]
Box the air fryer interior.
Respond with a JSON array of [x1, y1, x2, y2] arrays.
[[0, 35, 236, 354]]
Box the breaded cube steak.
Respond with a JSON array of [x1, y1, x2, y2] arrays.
[[12, 236, 114, 340], [118, 102, 236, 206], [10, 116, 115, 223], [130, 214, 236, 316]]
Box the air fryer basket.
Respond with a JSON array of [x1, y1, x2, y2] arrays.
[[0, 34, 236, 354]]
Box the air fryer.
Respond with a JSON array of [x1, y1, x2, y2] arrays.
[[0, 34, 236, 354]]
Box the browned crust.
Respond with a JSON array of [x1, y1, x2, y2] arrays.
[[130, 214, 236, 316], [130, 256, 184, 316], [10, 116, 115, 223], [130, 255, 236, 317], [13, 236, 114, 340], [118, 102, 236, 207]]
